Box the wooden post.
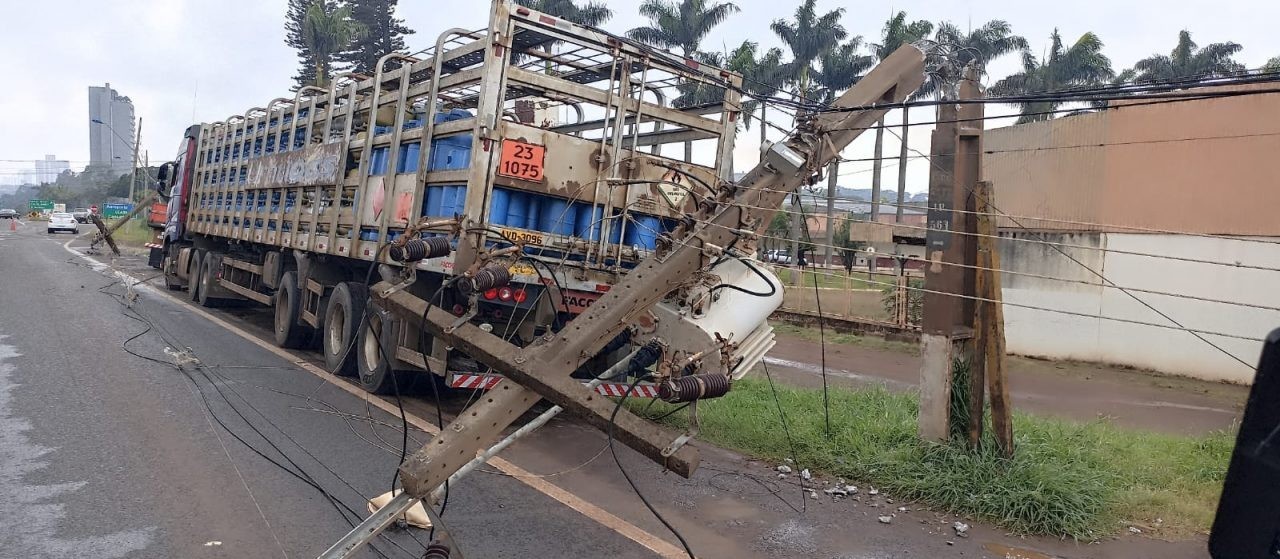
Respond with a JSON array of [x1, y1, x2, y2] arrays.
[[968, 183, 991, 448], [974, 180, 1013, 456], [918, 65, 984, 442]]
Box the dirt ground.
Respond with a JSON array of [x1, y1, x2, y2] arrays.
[[765, 328, 1248, 435]]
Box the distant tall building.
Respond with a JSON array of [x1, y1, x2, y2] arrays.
[[88, 83, 136, 173], [34, 154, 70, 184]]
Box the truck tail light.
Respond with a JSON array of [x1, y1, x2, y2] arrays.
[[498, 286, 513, 302], [484, 288, 499, 300], [512, 288, 527, 303]]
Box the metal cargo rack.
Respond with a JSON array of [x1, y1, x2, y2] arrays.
[[185, 0, 743, 295]]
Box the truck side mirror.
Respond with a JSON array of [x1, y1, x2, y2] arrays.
[[156, 163, 173, 192]]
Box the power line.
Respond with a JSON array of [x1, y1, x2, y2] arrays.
[[881, 124, 1259, 369], [746, 228, 1280, 313], [728, 195, 1280, 273], [761, 186, 1280, 247]]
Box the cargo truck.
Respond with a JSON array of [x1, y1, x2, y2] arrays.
[[148, 0, 784, 396]]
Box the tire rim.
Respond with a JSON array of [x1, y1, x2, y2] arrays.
[[275, 289, 289, 336], [328, 303, 346, 359], [201, 263, 213, 296], [362, 316, 381, 377]]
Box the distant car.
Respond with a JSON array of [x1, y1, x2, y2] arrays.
[[71, 208, 91, 223], [47, 212, 78, 234], [0, 209, 17, 219], [764, 250, 792, 265]]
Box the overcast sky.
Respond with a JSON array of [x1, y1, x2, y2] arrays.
[[1, 0, 1277, 190]]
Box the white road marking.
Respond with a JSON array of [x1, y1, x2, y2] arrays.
[[60, 238, 688, 558], [0, 335, 156, 557]]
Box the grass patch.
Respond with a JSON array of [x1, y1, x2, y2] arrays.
[[773, 268, 889, 290], [103, 219, 158, 247], [636, 376, 1231, 539], [771, 322, 918, 355]]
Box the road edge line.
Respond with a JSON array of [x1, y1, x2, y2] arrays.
[[61, 239, 686, 559]]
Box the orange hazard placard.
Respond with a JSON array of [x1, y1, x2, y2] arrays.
[[498, 139, 545, 182]]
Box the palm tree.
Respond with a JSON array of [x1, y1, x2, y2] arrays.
[[1132, 30, 1244, 83], [990, 29, 1114, 124], [512, 0, 612, 26], [772, 0, 846, 278], [919, 21, 1028, 99], [743, 47, 786, 156], [671, 42, 760, 113], [626, 0, 740, 58], [861, 12, 932, 263], [812, 38, 873, 267], [623, 0, 738, 163], [302, 2, 366, 87], [771, 0, 847, 100], [873, 12, 933, 62], [909, 20, 1027, 221], [812, 38, 875, 103]]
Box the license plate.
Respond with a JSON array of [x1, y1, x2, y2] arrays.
[[500, 228, 543, 245]]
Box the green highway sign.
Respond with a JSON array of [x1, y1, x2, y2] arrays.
[[29, 199, 53, 211], [103, 203, 132, 220]]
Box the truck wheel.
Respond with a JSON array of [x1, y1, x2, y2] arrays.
[[357, 306, 411, 394], [273, 271, 312, 349], [198, 252, 223, 308], [162, 255, 183, 290], [323, 282, 368, 376], [189, 250, 205, 301]]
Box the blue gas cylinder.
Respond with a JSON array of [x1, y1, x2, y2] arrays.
[[398, 142, 421, 174], [489, 188, 511, 226], [625, 214, 662, 250], [539, 197, 577, 236]]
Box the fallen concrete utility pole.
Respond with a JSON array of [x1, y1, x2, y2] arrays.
[[326, 45, 927, 558], [88, 190, 159, 256]]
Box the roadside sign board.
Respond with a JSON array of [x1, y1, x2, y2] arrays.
[[103, 203, 132, 220], [29, 199, 52, 211]]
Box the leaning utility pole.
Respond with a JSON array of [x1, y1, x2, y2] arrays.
[[917, 66, 983, 443], [322, 46, 929, 559], [129, 117, 142, 203]]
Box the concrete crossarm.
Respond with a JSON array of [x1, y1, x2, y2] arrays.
[[375, 45, 927, 499]]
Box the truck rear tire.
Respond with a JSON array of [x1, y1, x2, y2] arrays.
[[323, 282, 368, 377], [274, 271, 313, 349], [162, 255, 183, 290], [198, 252, 223, 308], [189, 250, 205, 301], [357, 306, 411, 394]]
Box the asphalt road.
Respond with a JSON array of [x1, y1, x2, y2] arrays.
[[0, 223, 652, 559], [0, 221, 1214, 559]]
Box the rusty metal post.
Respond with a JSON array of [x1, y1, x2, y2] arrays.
[[917, 66, 983, 443]]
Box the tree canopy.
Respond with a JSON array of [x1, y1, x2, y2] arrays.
[[338, 0, 414, 76], [990, 29, 1114, 123]]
